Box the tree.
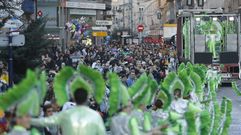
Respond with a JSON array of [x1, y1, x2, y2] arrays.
[[0, 16, 51, 82], [0, 0, 23, 18], [0, 0, 23, 28]]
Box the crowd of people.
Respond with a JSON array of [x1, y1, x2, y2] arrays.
[[0, 41, 178, 135], [41, 42, 177, 84]]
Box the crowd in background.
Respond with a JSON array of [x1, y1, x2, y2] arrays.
[[0, 42, 177, 134]]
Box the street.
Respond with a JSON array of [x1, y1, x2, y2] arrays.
[[217, 82, 241, 135]]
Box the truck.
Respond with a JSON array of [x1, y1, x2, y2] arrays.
[[176, 9, 241, 83]]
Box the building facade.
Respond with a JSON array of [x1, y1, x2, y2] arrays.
[[112, 0, 161, 38], [37, 0, 111, 47], [224, 0, 241, 13]]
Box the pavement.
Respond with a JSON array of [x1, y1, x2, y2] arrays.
[[217, 82, 241, 135]]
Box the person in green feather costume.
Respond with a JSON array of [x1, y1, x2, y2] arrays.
[[31, 88, 106, 135]]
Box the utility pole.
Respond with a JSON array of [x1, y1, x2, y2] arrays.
[[123, 0, 125, 29], [8, 32, 13, 87], [129, 0, 134, 43]]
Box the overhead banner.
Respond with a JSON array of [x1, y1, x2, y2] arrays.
[[66, 2, 106, 10]]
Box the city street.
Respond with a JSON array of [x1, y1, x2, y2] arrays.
[[217, 82, 241, 135], [1, 0, 241, 135]]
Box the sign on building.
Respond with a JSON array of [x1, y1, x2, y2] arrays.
[[96, 20, 112, 26], [92, 32, 107, 37], [163, 24, 177, 38], [92, 26, 108, 31], [69, 9, 96, 16], [66, 2, 106, 10], [0, 34, 25, 47]]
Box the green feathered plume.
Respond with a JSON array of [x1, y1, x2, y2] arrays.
[[78, 65, 105, 104], [183, 19, 191, 59], [129, 73, 156, 107], [161, 72, 185, 109], [219, 97, 232, 135], [177, 63, 186, 73], [211, 102, 221, 135], [192, 65, 207, 84], [200, 110, 211, 135], [128, 73, 148, 98], [17, 90, 39, 116], [178, 69, 193, 97], [143, 111, 152, 132], [129, 117, 141, 135], [157, 90, 169, 110], [0, 70, 37, 110], [70, 77, 92, 95], [53, 67, 75, 106], [0, 70, 47, 117], [185, 103, 202, 135], [146, 74, 158, 104], [189, 71, 203, 97], [185, 111, 197, 135], [38, 72, 47, 104], [231, 82, 241, 96], [108, 73, 130, 115]]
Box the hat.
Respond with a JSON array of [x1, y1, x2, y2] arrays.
[[62, 102, 76, 111]]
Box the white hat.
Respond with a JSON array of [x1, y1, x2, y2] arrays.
[[62, 102, 76, 111]]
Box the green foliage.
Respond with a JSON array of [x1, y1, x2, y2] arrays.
[[4, 17, 50, 79]]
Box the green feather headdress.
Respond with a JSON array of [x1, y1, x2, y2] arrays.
[[231, 82, 241, 96], [0, 70, 47, 116], [161, 72, 185, 109], [53, 65, 105, 106], [108, 73, 130, 115], [128, 73, 158, 107]]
